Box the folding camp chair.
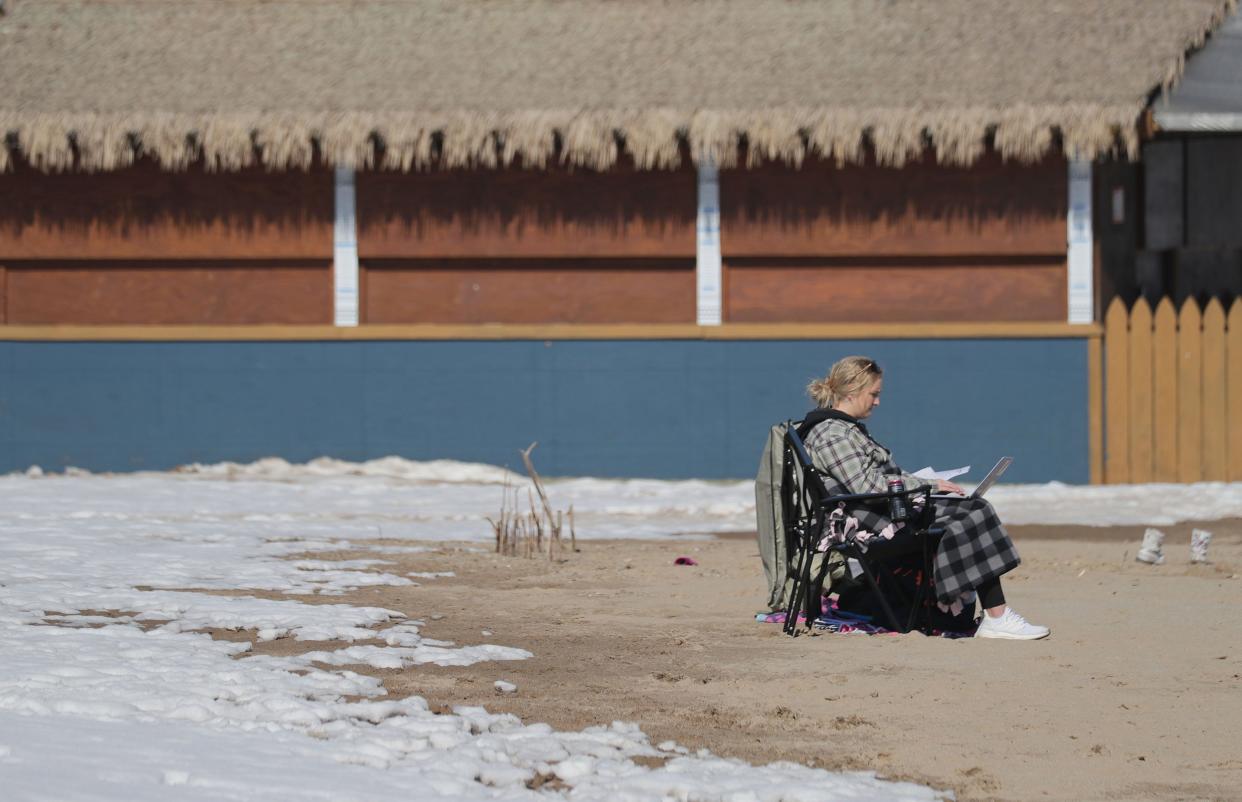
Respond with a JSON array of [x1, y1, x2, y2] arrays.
[[780, 423, 944, 637]]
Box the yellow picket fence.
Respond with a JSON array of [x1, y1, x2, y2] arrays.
[[1103, 296, 1242, 484]]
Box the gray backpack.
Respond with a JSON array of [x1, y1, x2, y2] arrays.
[[754, 420, 844, 612]]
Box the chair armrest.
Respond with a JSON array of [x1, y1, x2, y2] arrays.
[[816, 484, 934, 507], [817, 485, 937, 529]]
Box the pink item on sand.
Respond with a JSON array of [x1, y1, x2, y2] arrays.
[[674, 556, 699, 566]]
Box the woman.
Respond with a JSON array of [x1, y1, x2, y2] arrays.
[[803, 355, 1049, 640]]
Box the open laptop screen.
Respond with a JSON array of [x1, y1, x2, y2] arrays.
[[931, 457, 1012, 500], [969, 457, 1013, 499]]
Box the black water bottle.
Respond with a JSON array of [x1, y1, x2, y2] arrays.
[[886, 476, 908, 522]]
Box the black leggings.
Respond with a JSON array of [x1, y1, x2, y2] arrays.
[[977, 577, 1006, 610]]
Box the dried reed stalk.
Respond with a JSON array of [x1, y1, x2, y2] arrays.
[[488, 442, 573, 560]]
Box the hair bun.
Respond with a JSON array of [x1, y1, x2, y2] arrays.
[[806, 356, 881, 409]]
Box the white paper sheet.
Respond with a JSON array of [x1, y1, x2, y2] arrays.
[[912, 465, 970, 481]]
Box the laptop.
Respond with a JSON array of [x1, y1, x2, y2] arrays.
[[932, 457, 1012, 500]]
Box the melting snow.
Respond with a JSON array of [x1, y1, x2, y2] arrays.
[[0, 458, 961, 801]]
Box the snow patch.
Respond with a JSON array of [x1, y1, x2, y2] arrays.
[[0, 466, 954, 801]]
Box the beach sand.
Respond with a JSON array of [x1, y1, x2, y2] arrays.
[[254, 522, 1242, 801]]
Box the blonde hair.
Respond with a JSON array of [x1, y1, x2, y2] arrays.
[[807, 356, 882, 409]]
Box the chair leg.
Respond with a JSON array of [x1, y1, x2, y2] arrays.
[[784, 534, 816, 636], [803, 552, 835, 628], [904, 588, 921, 633], [906, 535, 938, 635], [782, 544, 807, 635], [905, 572, 929, 634], [854, 559, 904, 633]]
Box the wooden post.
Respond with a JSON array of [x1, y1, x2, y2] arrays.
[[1088, 333, 1103, 484], [1177, 298, 1203, 483], [1228, 299, 1242, 482], [1152, 297, 1179, 482], [1127, 298, 1153, 483], [1202, 299, 1228, 481], [1103, 298, 1130, 483], [0, 264, 6, 325]]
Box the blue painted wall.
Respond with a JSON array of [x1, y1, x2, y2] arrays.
[[0, 338, 1089, 482]]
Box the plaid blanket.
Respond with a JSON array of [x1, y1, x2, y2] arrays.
[[926, 496, 1021, 602], [805, 417, 1021, 603]]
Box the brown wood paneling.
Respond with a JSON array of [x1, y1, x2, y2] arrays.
[[6, 261, 331, 324], [721, 153, 1067, 257], [363, 258, 694, 324], [724, 257, 1067, 323], [0, 265, 6, 324], [358, 166, 696, 259], [0, 158, 333, 259]]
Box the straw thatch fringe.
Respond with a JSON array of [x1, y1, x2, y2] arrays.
[[0, 102, 1177, 173], [603, 110, 683, 170], [802, 110, 869, 168], [2, 0, 1234, 174], [500, 111, 567, 169], [375, 114, 435, 173]]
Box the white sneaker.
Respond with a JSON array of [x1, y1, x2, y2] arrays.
[[974, 607, 1050, 640]]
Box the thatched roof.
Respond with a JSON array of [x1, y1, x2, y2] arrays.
[[0, 0, 1236, 172]]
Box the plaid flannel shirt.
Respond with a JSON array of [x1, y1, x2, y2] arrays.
[[803, 418, 926, 496], [803, 413, 1020, 604]]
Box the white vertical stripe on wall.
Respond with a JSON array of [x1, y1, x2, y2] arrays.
[[696, 160, 723, 326], [333, 166, 360, 327], [1067, 159, 1094, 324]]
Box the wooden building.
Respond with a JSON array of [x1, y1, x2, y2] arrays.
[[0, 0, 1236, 481], [1143, 7, 1242, 303]]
